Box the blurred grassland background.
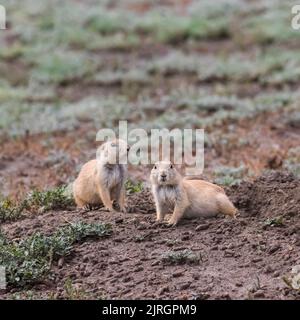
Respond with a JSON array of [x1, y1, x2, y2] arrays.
[[0, 0, 300, 189]]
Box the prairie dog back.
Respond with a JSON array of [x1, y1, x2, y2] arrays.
[[182, 179, 234, 218]]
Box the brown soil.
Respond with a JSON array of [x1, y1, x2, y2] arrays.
[[229, 171, 300, 218], [1, 171, 299, 300]]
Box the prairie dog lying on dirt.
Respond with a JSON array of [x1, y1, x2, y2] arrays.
[[150, 161, 237, 226], [73, 139, 129, 212]]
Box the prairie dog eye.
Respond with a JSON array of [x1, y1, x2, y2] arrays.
[[153, 165, 157, 170], [170, 164, 173, 169], [111, 143, 116, 147]]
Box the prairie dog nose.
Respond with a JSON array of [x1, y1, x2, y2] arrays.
[[160, 172, 167, 180]]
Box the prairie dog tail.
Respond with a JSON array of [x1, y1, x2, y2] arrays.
[[217, 193, 237, 218]]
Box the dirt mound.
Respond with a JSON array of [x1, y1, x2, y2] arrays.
[[229, 171, 300, 218]]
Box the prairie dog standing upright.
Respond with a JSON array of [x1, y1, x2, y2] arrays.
[[73, 139, 129, 212], [150, 161, 237, 226]]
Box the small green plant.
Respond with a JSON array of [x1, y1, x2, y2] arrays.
[[0, 198, 27, 222], [264, 216, 284, 227], [85, 12, 125, 35], [161, 249, 201, 265], [0, 229, 7, 245], [31, 51, 95, 84], [0, 43, 25, 61], [92, 69, 150, 86], [63, 277, 106, 300], [133, 232, 153, 243], [0, 222, 112, 286], [9, 290, 46, 300], [125, 180, 143, 194], [240, 7, 299, 45], [283, 266, 300, 292], [89, 33, 140, 51], [214, 165, 247, 186], [164, 238, 180, 246], [63, 278, 90, 300], [0, 186, 74, 222], [26, 186, 74, 212]]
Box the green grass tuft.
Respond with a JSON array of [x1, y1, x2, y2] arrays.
[[161, 249, 201, 265], [26, 186, 74, 213], [283, 266, 300, 292], [31, 51, 95, 84], [214, 165, 247, 186], [264, 216, 284, 227], [0, 222, 112, 286], [0, 198, 27, 222], [125, 180, 143, 194]]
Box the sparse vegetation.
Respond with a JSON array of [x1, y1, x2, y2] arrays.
[[25, 186, 74, 213], [31, 51, 96, 85], [0, 198, 27, 222], [0, 222, 112, 286], [161, 249, 201, 265], [214, 165, 248, 186], [0, 187, 74, 222], [264, 216, 284, 227], [149, 49, 300, 84], [9, 290, 48, 300], [92, 69, 150, 86], [63, 278, 94, 300], [283, 266, 300, 292], [126, 180, 144, 194], [164, 238, 180, 246]]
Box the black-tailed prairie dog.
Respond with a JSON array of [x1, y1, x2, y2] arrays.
[[150, 161, 237, 226], [73, 139, 129, 212]]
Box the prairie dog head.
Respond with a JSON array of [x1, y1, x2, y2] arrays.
[[98, 139, 129, 164], [150, 161, 181, 186]]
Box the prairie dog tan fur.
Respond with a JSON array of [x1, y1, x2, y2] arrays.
[[73, 139, 129, 212], [150, 161, 237, 226]]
